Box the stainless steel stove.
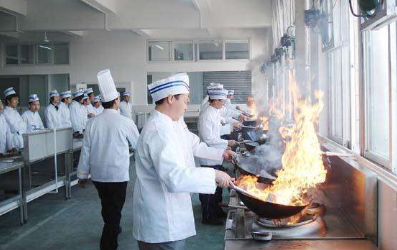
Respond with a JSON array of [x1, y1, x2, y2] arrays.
[[224, 155, 379, 250]]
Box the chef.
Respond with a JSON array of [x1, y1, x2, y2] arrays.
[[77, 69, 139, 250], [198, 87, 237, 225], [0, 100, 14, 156], [225, 90, 241, 111], [22, 94, 44, 132], [85, 88, 95, 118], [119, 91, 133, 119], [82, 93, 90, 127], [2, 87, 27, 149], [92, 95, 104, 116], [70, 90, 86, 137], [59, 91, 72, 128], [132, 73, 234, 250], [45, 90, 62, 129]]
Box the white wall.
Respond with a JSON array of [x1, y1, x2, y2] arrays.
[[0, 28, 270, 106]]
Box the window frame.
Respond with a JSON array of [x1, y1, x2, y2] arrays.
[[224, 40, 251, 60]]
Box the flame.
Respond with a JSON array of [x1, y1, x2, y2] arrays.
[[237, 71, 327, 206]]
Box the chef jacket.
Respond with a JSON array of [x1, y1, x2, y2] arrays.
[[22, 110, 44, 132], [3, 106, 26, 149]]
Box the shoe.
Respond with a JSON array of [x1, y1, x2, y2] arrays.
[[202, 218, 224, 225]]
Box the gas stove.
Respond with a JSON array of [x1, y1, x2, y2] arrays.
[[224, 187, 378, 250]]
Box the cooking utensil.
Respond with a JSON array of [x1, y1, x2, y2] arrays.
[[229, 183, 309, 219], [234, 155, 277, 184]]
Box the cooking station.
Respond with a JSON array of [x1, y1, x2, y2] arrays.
[[225, 147, 379, 250]]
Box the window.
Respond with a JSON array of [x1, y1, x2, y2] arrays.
[[148, 41, 171, 61], [37, 44, 53, 64], [198, 41, 223, 60], [174, 41, 193, 61], [5, 44, 18, 65], [363, 24, 391, 163], [54, 43, 69, 64], [225, 41, 249, 59], [20, 45, 34, 65]]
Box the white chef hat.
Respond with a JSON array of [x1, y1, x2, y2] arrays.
[[93, 95, 101, 103], [85, 88, 94, 95], [207, 83, 223, 90], [49, 90, 59, 98], [228, 90, 235, 95], [208, 89, 228, 100], [97, 69, 119, 103], [29, 94, 40, 103], [4, 87, 16, 98], [148, 73, 190, 103], [73, 90, 84, 98], [82, 93, 89, 100], [123, 91, 131, 97], [60, 91, 72, 99]]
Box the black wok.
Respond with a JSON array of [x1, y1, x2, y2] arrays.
[[234, 154, 277, 184], [230, 183, 308, 219]]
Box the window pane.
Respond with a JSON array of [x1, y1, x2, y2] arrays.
[[38, 44, 53, 64], [20, 45, 34, 64], [225, 42, 249, 59], [365, 25, 389, 160], [148, 41, 170, 61], [5, 44, 18, 65], [199, 41, 222, 60], [54, 43, 69, 64], [174, 42, 193, 61]]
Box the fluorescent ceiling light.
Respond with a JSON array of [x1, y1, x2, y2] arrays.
[[39, 45, 53, 50], [155, 45, 165, 51]]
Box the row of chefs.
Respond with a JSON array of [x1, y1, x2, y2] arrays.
[[0, 87, 134, 154], [75, 70, 248, 250]]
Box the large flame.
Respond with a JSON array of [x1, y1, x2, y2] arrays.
[[237, 72, 327, 206]]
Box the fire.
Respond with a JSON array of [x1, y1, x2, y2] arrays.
[[237, 71, 327, 206]]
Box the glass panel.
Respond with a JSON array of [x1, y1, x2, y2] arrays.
[[5, 44, 18, 65], [20, 44, 34, 64], [174, 42, 193, 61], [54, 43, 69, 64], [148, 41, 171, 61], [365, 25, 389, 160], [38, 44, 53, 64], [225, 42, 249, 59], [198, 41, 223, 60]]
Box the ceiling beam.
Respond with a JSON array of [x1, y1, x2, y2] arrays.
[[61, 30, 84, 37], [78, 0, 117, 14], [130, 29, 151, 38], [0, 0, 27, 16]]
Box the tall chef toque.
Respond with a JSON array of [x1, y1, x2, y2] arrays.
[[148, 73, 190, 103], [97, 69, 119, 103]]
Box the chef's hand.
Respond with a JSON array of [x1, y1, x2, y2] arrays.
[[228, 140, 237, 147], [232, 122, 242, 130], [222, 149, 236, 162], [236, 106, 241, 111], [238, 114, 245, 122], [88, 113, 95, 118], [78, 179, 87, 187], [215, 170, 234, 188], [221, 121, 226, 126]]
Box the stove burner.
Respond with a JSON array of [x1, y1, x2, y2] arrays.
[[251, 203, 328, 241]]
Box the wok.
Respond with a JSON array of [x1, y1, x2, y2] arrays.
[[230, 183, 308, 219], [234, 154, 277, 184], [243, 140, 259, 152]]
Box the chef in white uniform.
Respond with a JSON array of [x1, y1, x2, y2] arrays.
[[22, 94, 44, 132], [119, 91, 133, 119], [132, 73, 234, 250], [77, 69, 139, 250], [198, 88, 238, 224], [70, 90, 86, 136], [92, 95, 104, 116], [82, 93, 90, 128], [59, 91, 72, 128], [45, 90, 62, 129], [0, 100, 14, 155], [2, 87, 26, 149], [85, 88, 95, 118]]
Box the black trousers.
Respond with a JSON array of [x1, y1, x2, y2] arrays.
[[199, 165, 224, 221], [93, 181, 128, 250]]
